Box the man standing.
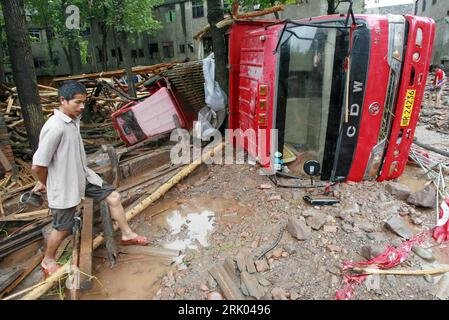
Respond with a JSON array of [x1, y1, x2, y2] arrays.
[[32, 80, 150, 276], [432, 64, 446, 108]]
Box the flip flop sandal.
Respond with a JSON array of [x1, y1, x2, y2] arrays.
[[120, 235, 150, 246]]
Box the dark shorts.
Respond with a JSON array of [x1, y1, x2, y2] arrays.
[[50, 183, 115, 232]]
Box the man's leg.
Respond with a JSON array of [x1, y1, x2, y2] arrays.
[[41, 207, 75, 272], [41, 229, 70, 271], [104, 191, 140, 241]]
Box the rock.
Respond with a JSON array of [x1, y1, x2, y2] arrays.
[[385, 182, 412, 200], [268, 194, 282, 202], [341, 223, 353, 233], [176, 287, 187, 296], [302, 208, 320, 217], [272, 248, 283, 259], [281, 251, 289, 258], [430, 274, 449, 300], [258, 277, 272, 287], [366, 232, 388, 241], [378, 192, 387, 202], [407, 186, 436, 208], [323, 225, 338, 233], [306, 212, 328, 230], [255, 260, 270, 273], [360, 245, 385, 260], [385, 216, 414, 239], [327, 244, 342, 252], [287, 217, 312, 240], [391, 238, 403, 248], [293, 191, 304, 200], [343, 203, 360, 215], [207, 275, 217, 289], [355, 222, 376, 233], [271, 287, 288, 300], [411, 216, 423, 225], [336, 211, 350, 221], [207, 291, 223, 300], [326, 265, 341, 275], [412, 245, 435, 262], [290, 291, 299, 300], [259, 184, 272, 189], [199, 284, 209, 291], [260, 292, 273, 300]]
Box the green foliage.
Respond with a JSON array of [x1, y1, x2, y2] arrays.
[[92, 0, 163, 35]]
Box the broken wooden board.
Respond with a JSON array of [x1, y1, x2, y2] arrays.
[[118, 245, 180, 259], [0, 252, 43, 299], [79, 199, 93, 291], [209, 263, 245, 300], [0, 209, 50, 222]]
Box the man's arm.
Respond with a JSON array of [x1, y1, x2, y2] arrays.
[[31, 165, 48, 192]]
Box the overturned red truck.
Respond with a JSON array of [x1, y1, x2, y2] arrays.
[[228, 14, 435, 182]]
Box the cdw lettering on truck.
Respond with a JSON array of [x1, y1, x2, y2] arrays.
[[228, 14, 435, 182]]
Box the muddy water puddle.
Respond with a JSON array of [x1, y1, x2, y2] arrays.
[[79, 196, 252, 300], [146, 196, 253, 251]]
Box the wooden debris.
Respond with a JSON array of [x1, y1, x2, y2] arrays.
[[79, 199, 93, 291], [20, 141, 224, 300], [118, 245, 180, 260], [209, 264, 245, 300], [0, 252, 43, 299], [0, 209, 50, 222]]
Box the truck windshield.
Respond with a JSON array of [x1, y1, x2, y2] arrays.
[[276, 24, 349, 175]]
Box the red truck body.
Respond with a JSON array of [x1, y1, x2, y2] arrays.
[[229, 14, 435, 182]]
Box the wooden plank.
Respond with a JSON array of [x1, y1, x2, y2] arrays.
[[0, 269, 24, 294], [69, 213, 82, 300], [0, 252, 43, 299], [209, 264, 245, 300], [79, 199, 93, 291], [53, 63, 178, 82], [0, 209, 50, 222], [118, 245, 180, 259], [5, 96, 13, 114], [0, 149, 12, 171]]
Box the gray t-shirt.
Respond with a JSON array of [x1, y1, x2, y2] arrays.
[[33, 109, 103, 209]]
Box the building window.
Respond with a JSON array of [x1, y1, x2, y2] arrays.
[[432, 0, 437, 5], [29, 30, 41, 43], [33, 58, 46, 68], [179, 44, 185, 53], [422, 0, 426, 12], [149, 43, 159, 59], [188, 43, 194, 53], [138, 49, 144, 57], [192, 0, 204, 18], [163, 42, 174, 58], [131, 49, 138, 58], [98, 48, 107, 62], [414, 0, 419, 14], [118, 47, 123, 62], [166, 10, 177, 22], [111, 49, 116, 57]]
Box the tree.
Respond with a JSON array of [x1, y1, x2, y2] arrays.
[[26, 0, 88, 75], [207, 0, 228, 94], [94, 0, 162, 98], [1, 0, 44, 151]]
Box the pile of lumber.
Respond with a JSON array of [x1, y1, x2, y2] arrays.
[[0, 62, 180, 161]]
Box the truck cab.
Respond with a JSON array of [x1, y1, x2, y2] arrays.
[[229, 14, 435, 182]]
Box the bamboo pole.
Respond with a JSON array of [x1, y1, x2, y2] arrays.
[[351, 266, 449, 276], [18, 141, 224, 300]]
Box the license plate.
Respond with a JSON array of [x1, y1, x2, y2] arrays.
[[400, 89, 416, 126]]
